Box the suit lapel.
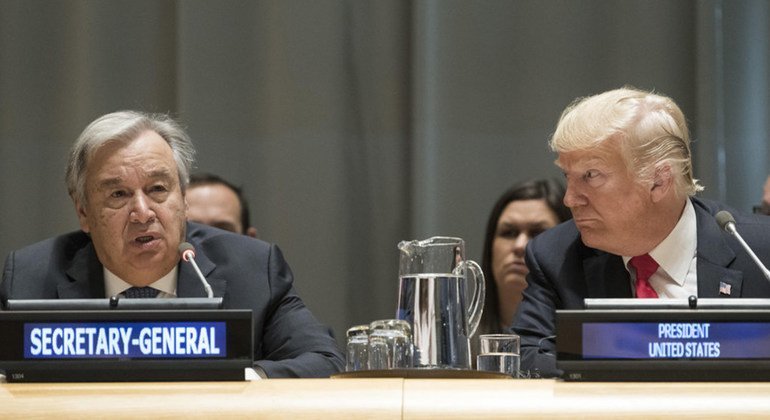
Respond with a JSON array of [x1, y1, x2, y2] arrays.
[[579, 199, 741, 299], [177, 233, 226, 298], [59, 227, 227, 299], [693, 200, 742, 297], [584, 249, 633, 298], [61, 241, 106, 298]]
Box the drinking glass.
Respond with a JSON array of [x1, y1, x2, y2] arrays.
[[345, 324, 370, 372], [476, 334, 520, 377], [367, 319, 412, 370]]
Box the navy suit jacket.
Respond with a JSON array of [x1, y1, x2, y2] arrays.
[[513, 198, 770, 377], [1, 222, 344, 378]]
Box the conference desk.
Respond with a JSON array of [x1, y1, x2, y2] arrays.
[[3, 377, 770, 418]]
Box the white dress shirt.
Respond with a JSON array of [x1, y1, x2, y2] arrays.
[[104, 266, 178, 298], [622, 199, 698, 298]]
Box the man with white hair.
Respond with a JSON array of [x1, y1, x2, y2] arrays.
[[514, 87, 770, 377], [1, 111, 344, 378]]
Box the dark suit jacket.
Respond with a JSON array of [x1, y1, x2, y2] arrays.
[[1, 222, 345, 378], [513, 198, 770, 377]]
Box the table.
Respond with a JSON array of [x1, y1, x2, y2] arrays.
[[3, 378, 770, 418]]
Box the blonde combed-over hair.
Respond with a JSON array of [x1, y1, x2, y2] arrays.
[[549, 87, 703, 197]]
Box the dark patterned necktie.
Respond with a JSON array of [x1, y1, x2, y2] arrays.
[[123, 286, 160, 298], [629, 254, 659, 298]]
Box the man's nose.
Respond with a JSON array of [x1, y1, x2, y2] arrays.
[[129, 193, 156, 224], [563, 183, 586, 208]]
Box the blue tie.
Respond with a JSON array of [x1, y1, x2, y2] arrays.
[[123, 287, 160, 298]]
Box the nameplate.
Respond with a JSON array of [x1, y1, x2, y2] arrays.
[[0, 309, 252, 382], [24, 321, 226, 359], [557, 306, 770, 381]]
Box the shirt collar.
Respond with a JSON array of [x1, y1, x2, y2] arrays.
[[622, 199, 697, 286], [104, 266, 178, 298]]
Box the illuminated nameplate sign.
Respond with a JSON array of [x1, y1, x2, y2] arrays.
[[24, 322, 226, 359], [0, 309, 252, 382], [556, 308, 770, 381], [582, 322, 770, 359]]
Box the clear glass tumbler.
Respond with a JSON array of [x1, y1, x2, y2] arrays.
[[346, 324, 370, 371], [476, 333, 520, 377], [367, 319, 412, 370]]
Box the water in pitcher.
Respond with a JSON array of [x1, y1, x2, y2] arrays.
[[397, 273, 472, 369], [396, 236, 484, 370]]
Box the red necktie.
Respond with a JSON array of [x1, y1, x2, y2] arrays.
[[629, 254, 659, 298]]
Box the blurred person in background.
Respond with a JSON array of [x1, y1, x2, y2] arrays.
[[472, 179, 570, 359], [755, 175, 770, 215], [186, 172, 258, 237]]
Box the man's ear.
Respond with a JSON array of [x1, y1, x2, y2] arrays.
[[74, 197, 91, 233], [650, 164, 673, 203]]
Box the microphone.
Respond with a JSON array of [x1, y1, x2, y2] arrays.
[[178, 242, 214, 298], [716, 210, 770, 282]]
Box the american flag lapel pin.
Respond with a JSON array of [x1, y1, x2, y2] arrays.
[[719, 281, 732, 296]]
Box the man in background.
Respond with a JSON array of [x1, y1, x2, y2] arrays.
[[187, 172, 258, 237], [757, 175, 770, 215], [1, 111, 343, 378], [514, 87, 770, 377]]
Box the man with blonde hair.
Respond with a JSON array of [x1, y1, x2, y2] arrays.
[[514, 87, 770, 377]]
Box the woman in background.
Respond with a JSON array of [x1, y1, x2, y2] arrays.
[[473, 179, 571, 359]]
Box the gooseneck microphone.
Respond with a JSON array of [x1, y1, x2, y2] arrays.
[[179, 242, 214, 298], [716, 210, 770, 282]]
